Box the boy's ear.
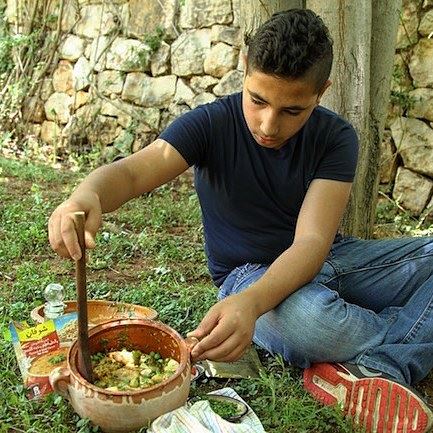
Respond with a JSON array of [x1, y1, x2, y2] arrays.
[[317, 80, 332, 104]]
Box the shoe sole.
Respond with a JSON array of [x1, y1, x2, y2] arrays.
[[303, 363, 433, 433]]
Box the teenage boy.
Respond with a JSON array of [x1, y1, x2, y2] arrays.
[[49, 9, 433, 432]]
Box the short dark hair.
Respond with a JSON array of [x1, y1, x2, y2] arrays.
[[245, 9, 333, 91]]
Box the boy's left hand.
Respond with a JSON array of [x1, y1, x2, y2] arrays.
[[187, 292, 260, 362]]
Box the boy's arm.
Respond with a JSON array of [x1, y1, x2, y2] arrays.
[[189, 178, 352, 362], [49, 139, 189, 260]]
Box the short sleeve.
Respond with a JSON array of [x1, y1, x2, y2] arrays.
[[313, 122, 359, 182], [158, 106, 210, 167]]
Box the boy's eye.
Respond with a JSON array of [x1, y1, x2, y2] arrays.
[[251, 98, 264, 105], [284, 110, 301, 116]]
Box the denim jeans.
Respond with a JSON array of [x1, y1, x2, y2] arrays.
[[218, 237, 433, 385]]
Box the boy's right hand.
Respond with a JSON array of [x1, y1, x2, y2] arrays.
[[48, 192, 102, 260]]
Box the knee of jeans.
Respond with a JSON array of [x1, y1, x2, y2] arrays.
[[253, 286, 357, 364]]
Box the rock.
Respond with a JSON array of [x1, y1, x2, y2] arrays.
[[139, 108, 159, 132], [61, 1, 80, 32], [190, 75, 219, 93], [160, 103, 191, 130], [73, 56, 92, 91], [237, 52, 246, 71], [190, 92, 216, 109], [29, 123, 41, 138], [379, 130, 397, 184], [395, 1, 419, 48], [112, 130, 134, 155], [232, 0, 240, 27], [106, 38, 151, 72], [179, 0, 233, 29], [408, 88, 433, 121], [101, 100, 160, 131], [44, 92, 72, 124], [74, 5, 118, 38], [211, 25, 242, 46], [419, 9, 433, 36], [173, 79, 195, 105], [52, 60, 73, 94], [391, 54, 413, 94], [204, 42, 238, 78], [40, 121, 62, 145], [87, 115, 121, 145], [392, 167, 433, 215], [213, 70, 243, 96], [59, 35, 85, 61], [385, 103, 401, 129], [72, 91, 90, 110], [122, 72, 148, 105], [89, 36, 110, 72], [150, 41, 171, 77], [121, 73, 176, 108], [127, 0, 177, 40], [409, 38, 433, 88], [390, 117, 433, 177], [75, 101, 103, 126], [140, 75, 177, 108], [40, 78, 54, 101], [98, 70, 124, 95], [23, 97, 45, 123], [425, 195, 433, 220], [132, 132, 157, 152], [171, 29, 211, 76]]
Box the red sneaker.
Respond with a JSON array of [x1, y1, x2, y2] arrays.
[[303, 362, 433, 433]]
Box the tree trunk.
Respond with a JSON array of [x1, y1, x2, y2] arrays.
[[306, 0, 401, 238], [241, 1, 400, 238], [240, 0, 305, 40]]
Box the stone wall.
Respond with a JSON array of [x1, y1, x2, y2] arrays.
[[382, 0, 433, 217], [5, 0, 243, 161], [4, 0, 433, 216]]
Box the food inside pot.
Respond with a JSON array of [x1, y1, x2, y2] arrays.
[[91, 349, 179, 391]]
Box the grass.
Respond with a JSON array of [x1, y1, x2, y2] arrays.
[[0, 156, 431, 433]]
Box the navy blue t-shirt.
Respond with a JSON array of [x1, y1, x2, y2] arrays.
[[159, 92, 358, 286]]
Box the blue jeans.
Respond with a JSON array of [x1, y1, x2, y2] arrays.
[[218, 237, 433, 385]]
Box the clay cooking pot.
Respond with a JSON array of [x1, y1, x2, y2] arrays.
[[50, 319, 195, 433]]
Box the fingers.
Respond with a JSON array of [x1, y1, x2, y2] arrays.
[[193, 320, 232, 353], [48, 201, 101, 259], [194, 332, 247, 362], [49, 210, 82, 260], [61, 213, 82, 260], [84, 207, 101, 249], [48, 208, 77, 259], [190, 314, 247, 361], [84, 231, 96, 249], [187, 308, 220, 340]]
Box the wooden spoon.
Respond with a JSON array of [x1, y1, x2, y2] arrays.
[[74, 211, 93, 383]]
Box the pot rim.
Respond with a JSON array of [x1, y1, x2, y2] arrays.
[[67, 318, 189, 395]]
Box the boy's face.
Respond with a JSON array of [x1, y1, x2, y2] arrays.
[[242, 69, 330, 149]]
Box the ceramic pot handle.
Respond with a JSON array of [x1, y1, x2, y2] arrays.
[[49, 367, 71, 399]]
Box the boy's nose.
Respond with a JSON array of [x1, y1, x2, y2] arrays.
[[260, 111, 279, 137]]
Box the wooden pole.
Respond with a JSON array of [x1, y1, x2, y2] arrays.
[[74, 211, 93, 383]]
